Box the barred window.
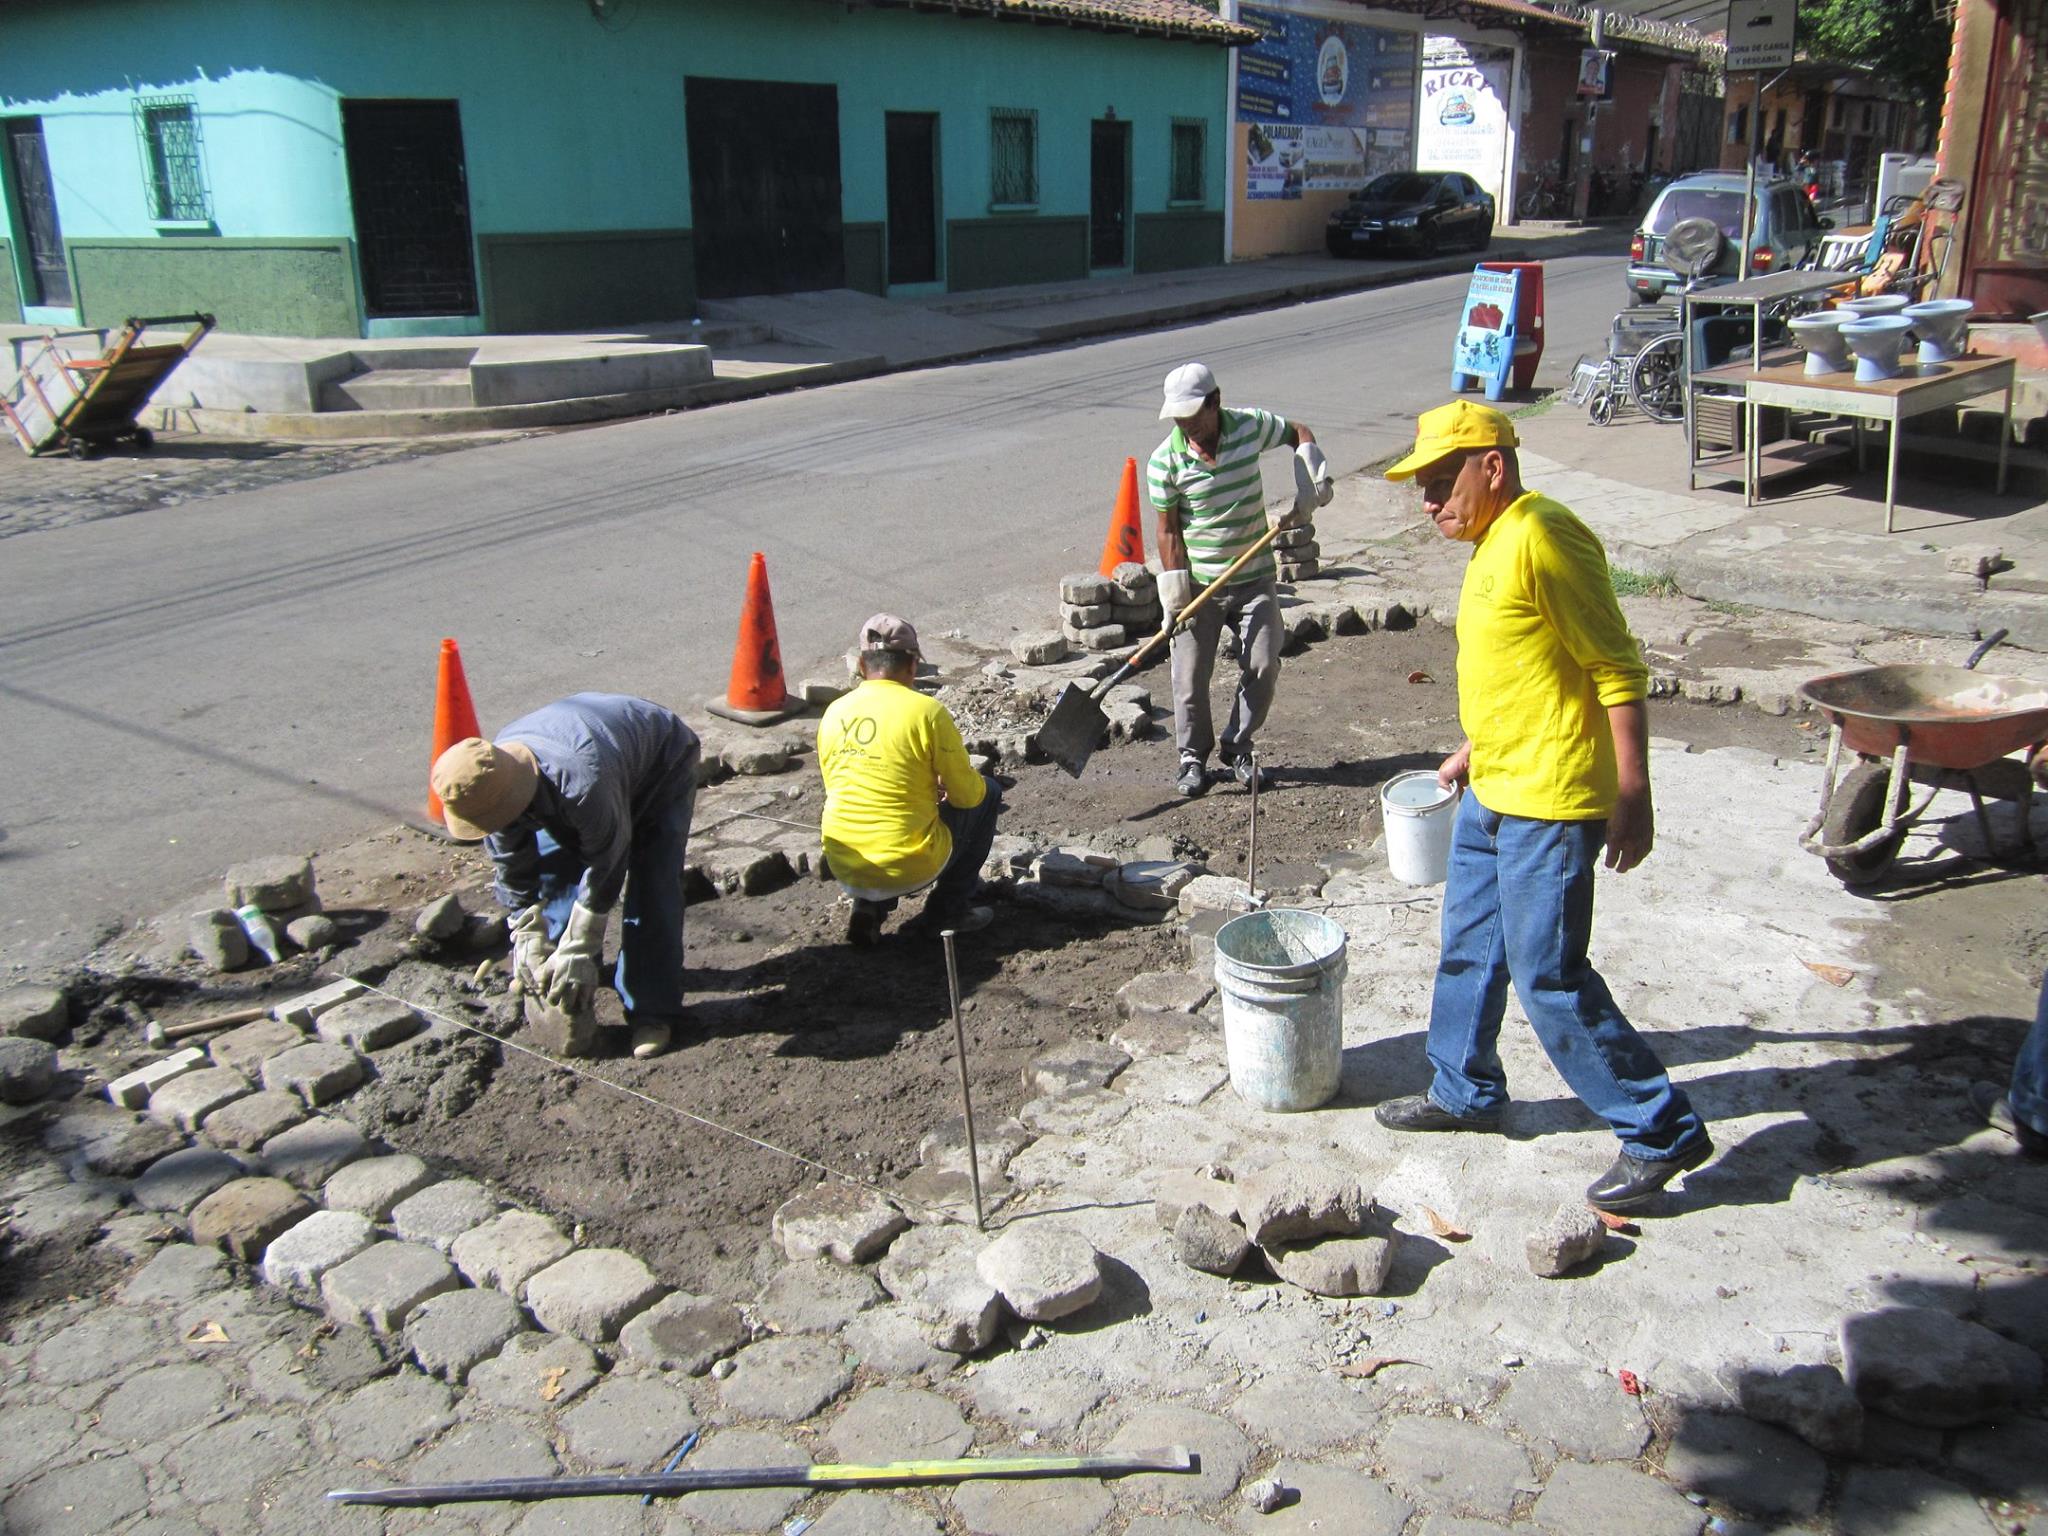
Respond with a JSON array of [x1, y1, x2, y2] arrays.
[[135, 95, 211, 222], [1170, 119, 1206, 203], [991, 107, 1037, 207]]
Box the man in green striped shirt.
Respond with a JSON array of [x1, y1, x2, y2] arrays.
[[1149, 362, 1330, 798]]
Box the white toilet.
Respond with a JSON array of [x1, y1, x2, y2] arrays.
[[1902, 298, 1974, 364], [1840, 316, 1915, 383], [1788, 311, 1853, 376], [1840, 294, 1910, 321]]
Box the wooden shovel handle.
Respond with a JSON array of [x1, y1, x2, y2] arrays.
[[1123, 521, 1288, 676]]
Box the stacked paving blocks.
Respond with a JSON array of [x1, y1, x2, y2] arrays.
[[1058, 563, 1163, 653], [1275, 514, 1319, 582]]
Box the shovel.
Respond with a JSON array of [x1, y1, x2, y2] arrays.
[[1039, 522, 1287, 778]]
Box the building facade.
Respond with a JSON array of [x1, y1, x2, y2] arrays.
[[0, 0, 1248, 337], [1934, 0, 2048, 321]]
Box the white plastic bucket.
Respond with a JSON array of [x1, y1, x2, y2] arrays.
[[1381, 771, 1459, 886], [1213, 908, 1348, 1112]]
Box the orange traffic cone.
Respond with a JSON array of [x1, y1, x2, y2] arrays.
[[426, 636, 483, 826], [707, 552, 801, 726], [1098, 457, 1145, 577]]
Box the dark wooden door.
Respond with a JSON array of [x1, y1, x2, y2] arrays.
[[5, 119, 71, 307], [341, 101, 478, 317], [687, 77, 845, 299], [885, 112, 939, 286], [1090, 119, 1130, 269]]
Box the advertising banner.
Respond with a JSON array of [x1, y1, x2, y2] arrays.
[[1417, 41, 1510, 206], [1450, 267, 1520, 402], [1239, 4, 1417, 201]]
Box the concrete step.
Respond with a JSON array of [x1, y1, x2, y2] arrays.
[[320, 368, 474, 412]]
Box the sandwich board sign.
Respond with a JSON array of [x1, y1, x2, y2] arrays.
[[1450, 267, 1520, 401], [1726, 0, 1796, 73]]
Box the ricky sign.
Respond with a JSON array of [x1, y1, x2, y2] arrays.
[[1725, 0, 1796, 73]]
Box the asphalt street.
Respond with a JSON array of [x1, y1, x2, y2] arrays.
[[0, 254, 1625, 969]]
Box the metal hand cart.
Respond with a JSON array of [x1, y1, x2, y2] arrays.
[[2, 312, 214, 459]]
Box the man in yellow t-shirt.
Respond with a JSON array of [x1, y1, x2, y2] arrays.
[[1373, 401, 1711, 1215], [818, 614, 1001, 946]]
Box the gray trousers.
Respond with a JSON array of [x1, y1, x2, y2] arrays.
[[1169, 575, 1281, 763]]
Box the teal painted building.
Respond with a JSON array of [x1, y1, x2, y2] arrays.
[[0, 0, 1249, 337]]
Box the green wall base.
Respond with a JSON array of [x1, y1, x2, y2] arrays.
[[946, 217, 1087, 292], [479, 231, 696, 332], [1135, 210, 1224, 274], [70, 238, 361, 338], [843, 223, 885, 296], [0, 241, 19, 323]]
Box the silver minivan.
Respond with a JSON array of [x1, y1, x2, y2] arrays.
[[1626, 172, 1827, 302]]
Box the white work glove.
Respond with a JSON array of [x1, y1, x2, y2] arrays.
[[1288, 442, 1334, 523], [537, 902, 608, 1014], [1158, 567, 1195, 628], [507, 904, 552, 995]]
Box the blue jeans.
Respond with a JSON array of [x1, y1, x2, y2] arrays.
[[1425, 791, 1704, 1160], [2011, 971, 2048, 1137], [533, 776, 697, 1021]]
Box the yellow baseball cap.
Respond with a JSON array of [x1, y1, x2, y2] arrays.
[[1384, 400, 1520, 481]]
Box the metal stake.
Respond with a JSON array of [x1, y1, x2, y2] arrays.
[[940, 929, 986, 1231], [1246, 748, 1262, 908]]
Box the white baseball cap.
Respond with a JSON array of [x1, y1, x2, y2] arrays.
[[1159, 362, 1218, 421]]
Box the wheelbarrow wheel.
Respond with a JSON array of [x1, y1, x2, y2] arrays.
[[65, 437, 93, 461], [129, 427, 155, 452], [1822, 760, 1904, 885]]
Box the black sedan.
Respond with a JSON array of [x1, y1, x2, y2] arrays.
[[1326, 171, 1495, 257]]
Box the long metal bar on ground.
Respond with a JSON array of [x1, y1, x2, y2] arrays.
[[940, 928, 986, 1230], [330, 1447, 1198, 1506]]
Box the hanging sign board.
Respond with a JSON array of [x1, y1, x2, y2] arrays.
[[1576, 49, 1613, 98], [1450, 267, 1520, 402], [1725, 0, 1796, 73]]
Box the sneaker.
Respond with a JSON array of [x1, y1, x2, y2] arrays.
[[1176, 757, 1210, 798], [1972, 1081, 2048, 1156], [845, 903, 884, 947], [629, 1020, 674, 1059], [906, 903, 994, 939], [1585, 1134, 1715, 1213], [1373, 1093, 1503, 1133], [1221, 752, 1269, 790]]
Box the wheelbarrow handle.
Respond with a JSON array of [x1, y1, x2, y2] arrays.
[[1965, 628, 2009, 670]]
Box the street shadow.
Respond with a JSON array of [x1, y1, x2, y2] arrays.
[[1053, 1253, 1153, 1333], [1282, 749, 1444, 796]]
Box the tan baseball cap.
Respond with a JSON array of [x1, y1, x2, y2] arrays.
[[431, 737, 539, 842], [859, 613, 921, 657]]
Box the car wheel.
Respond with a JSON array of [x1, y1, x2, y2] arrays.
[[1474, 222, 1493, 252], [1326, 234, 1349, 258], [1422, 225, 1443, 257]]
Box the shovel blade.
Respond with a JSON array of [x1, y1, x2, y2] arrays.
[[1038, 681, 1108, 778]]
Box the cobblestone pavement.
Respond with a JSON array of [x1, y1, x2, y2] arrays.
[[0, 431, 514, 541]]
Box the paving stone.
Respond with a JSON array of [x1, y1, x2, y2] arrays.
[[1019, 1088, 1131, 1136], [44, 1101, 180, 1178], [323, 1152, 434, 1218], [316, 995, 424, 1052], [260, 1114, 368, 1188], [753, 1259, 885, 1335], [877, 1224, 1002, 1354], [187, 1175, 311, 1261], [1116, 970, 1214, 1017], [772, 1179, 910, 1264], [106, 1046, 207, 1109], [556, 1372, 700, 1469], [894, 1163, 1011, 1226], [1227, 1376, 1378, 1450], [287, 913, 341, 950], [1154, 1168, 1237, 1229], [1235, 1162, 1369, 1245], [1059, 572, 1115, 604], [261, 1040, 365, 1105], [406, 1417, 559, 1491], [3, 1456, 149, 1536], [261, 1209, 376, 1290], [0, 1402, 82, 1491], [452, 1209, 575, 1295], [508, 1498, 649, 1536], [1491, 1364, 1651, 1462], [135, 1145, 247, 1213], [1178, 873, 1253, 916], [1978, 1270, 2048, 1357], [1116, 1054, 1228, 1106], [225, 855, 316, 911], [1720, 1359, 1864, 1455], [1526, 1202, 1608, 1277], [1263, 1232, 1394, 1296], [324, 1369, 457, 1464], [806, 1491, 944, 1536], [405, 1285, 527, 1384], [1531, 1461, 1706, 1536], [30, 1309, 167, 1386], [526, 1247, 664, 1341], [1112, 1013, 1196, 1059], [667, 1428, 810, 1532], [719, 1334, 855, 1421], [953, 1463, 1113, 1536], [1947, 1415, 2048, 1501], [0, 982, 68, 1040], [1022, 1040, 1131, 1097], [1104, 1405, 1250, 1509], [1107, 861, 1198, 912], [1124, 1521, 1231, 1536], [97, 1360, 234, 1442], [146, 1066, 253, 1131], [200, 1088, 308, 1151], [1240, 1461, 1414, 1536], [1416, 1519, 1524, 1536], [830, 1386, 973, 1462], [320, 1240, 460, 1332], [6, 1179, 123, 1240], [0, 1036, 58, 1103], [1660, 1410, 1826, 1517], [975, 1222, 1104, 1321], [162, 1409, 311, 1505], [1176, 1205, 1251, 1275], [391, 1177, 501, 1251], [620, 1290, 750, 1374], [468, 1330, 602, 1412], [1011, 632, 1069, 665], [841, 1305, 957, 1380], [207, 1018, 308, 1077], [415, 892, 467, 940], [1835, 1466, 1998, 1536], [1840, 1304, 2045, 1427], [962, 1349, 1105, 1435], [920, 1114, 1033, 1177], [121, 1242, 231, 1306], [189, 908, 250, 971], [1377, 1414, 1534, 1519], [270, 977, 366, 1027]]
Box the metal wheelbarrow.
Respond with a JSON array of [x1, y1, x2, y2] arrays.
[[1796, 630, 2048, 885]]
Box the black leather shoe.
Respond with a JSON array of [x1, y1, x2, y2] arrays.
[[1586, 1134, 1715, 1213], [1374, 1094, 1502, 1133], [1973, 1081, 2048, 1157], [1176, 757, 1210, 798]]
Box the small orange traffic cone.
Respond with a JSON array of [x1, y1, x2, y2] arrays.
[[1097, 457, 1145, 577], [426, 636, 483, 826], [707, 552, 801, 726]]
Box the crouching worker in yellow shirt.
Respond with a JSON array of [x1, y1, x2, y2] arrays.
[[1373, 402, 1712, 1215], [818, 614, 1002, 946]]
